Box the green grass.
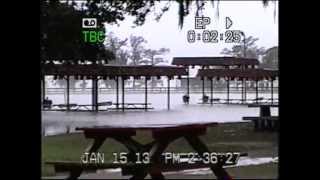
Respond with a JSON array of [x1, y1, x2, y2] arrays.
[[162, 163, 278, 179], [228, 163, 278, 179], [42, 122, 278, 177]]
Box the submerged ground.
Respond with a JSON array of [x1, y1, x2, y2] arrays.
[[42, 92, 278, 179]]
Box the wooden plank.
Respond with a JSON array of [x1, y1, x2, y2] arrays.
[[199, 98, 249, 105], [53, 103, 78, 107], [47, 152, 246, 175], [242, 116, 278, 131], [47, 158, 245, 175], [76, 122, 218, 132], [242, 116, 278, 121], [153, 125, 207, 139], [46, 161, 136, 173], [43, 108, 110, 112], [185, 135, 231, 179], [77, 102, 112, 107], [82, 129, 136, 138], [112, 103, 151, 105], [108, 107, 154, 110], [248, 102, 278, 107]]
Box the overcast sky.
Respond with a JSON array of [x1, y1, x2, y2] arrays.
[[104, 1, 278, 65]]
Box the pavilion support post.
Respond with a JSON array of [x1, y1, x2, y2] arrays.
[[226, 77, 230, 104], [96, 78, 99, 111], [187, 66, 190, 104], [271, 79, 274, 104], [116, 76, 119, 110], [202, 77, 205, 102], [255, 80, 259, 104], [241, 79, 244, 104], [92, 77, 98, 111], [244, 79, 247, 103], [122, 76, 125, 112], [210, 77, 213, 105], [66, 76, 70, 111], [91, 78, 94, 111], [42, 75, 45, 103], [145, 76, 148, 111], [167, 76, 170, 110]]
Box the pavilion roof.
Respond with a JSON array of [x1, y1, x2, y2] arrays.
[[172, 57, 259, 66], [197, 68, 278, 80], [41, 64, 187, 77]]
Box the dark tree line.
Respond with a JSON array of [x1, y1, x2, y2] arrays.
[[41, 0, 275, 65], [103, 33, 170, 88], [105, 32, 170, 66], [41, 0, 114, 64], [221, 36, 278, 70]]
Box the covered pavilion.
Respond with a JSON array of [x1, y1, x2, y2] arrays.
[[41, 64, 187, 111], [171, 56, 261, 103], [197, 68, 278, 104]]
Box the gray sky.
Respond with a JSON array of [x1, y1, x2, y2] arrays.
[[105, 1, 278, 64]]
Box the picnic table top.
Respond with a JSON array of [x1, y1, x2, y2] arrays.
[[52, 103, 112, 107], [52, 103, 78, 107], [75, 122, 218, 132], [242, 116, 279, 120], [248, 103, 279, 107]]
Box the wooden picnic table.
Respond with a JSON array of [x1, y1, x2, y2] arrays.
[[48, 102, 113, 111], [112, 103, 152, 105], [51, 103, 78, 110], [248, 103, 279, 117], [198, 98, 277, 105], [110, 103, 153, 110], [47, 122, 243, 180], [244, 103, 279, 131]]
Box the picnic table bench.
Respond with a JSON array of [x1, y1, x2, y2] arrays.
[[52, 103, 78, 110], [46, 122, 247, 179], [47, 153, 248, 178], [43, 99, 53, 109], [109, 103, 153, 110], [243, 103, 279, 131], [198, 97, 271, 105], [75, 101, 113, 111], [243, 116, 278, 131], [49, 102, 113, 111]]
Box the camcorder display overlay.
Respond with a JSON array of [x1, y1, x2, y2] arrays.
[[41, 0, 278, 179]]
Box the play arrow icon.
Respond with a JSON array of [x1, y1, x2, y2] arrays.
[[226, 17, 233, 29]]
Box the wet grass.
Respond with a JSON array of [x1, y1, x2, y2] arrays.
[[162, 163, 278, 179], [42, 122, 278, 177]]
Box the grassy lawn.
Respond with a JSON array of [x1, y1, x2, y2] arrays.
[[228, 163, 278, 179], [42, 122, 278, 178], [161, 163, 278, 179]]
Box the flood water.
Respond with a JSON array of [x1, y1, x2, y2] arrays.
[[42, 92, 278, 136]]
